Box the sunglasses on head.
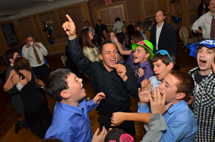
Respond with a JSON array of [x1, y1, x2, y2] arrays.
[[155, 50, 173, 62]]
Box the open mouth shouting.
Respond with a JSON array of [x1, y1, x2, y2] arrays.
[[110, 58, 117, 64], [199, 59, 207, 67]]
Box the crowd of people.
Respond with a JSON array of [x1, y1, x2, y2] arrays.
[[2, 1, 215, 141]]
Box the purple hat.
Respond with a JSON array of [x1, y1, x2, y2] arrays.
[[189, 40, 215, 58]]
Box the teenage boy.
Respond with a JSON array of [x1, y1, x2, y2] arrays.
[[138, 70, 197, 141], [114, 34, 154, 83], [4, 49, 28, 133], [45, 68, 105, 142], [149, 50, 175, 90], [188, 40, 215, 142], [62, 15, 140, 139]]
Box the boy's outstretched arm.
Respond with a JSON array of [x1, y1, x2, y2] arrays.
[[86, 92, 105, 113], [113, 37, 132, 55]]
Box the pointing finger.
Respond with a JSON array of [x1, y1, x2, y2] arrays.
[[66, 14, 73, 23]]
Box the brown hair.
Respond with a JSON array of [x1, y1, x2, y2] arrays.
[[13, 57, 31, 72], [131, 31, 144, 43], [79, 28, 95, 50], [197, 45, 215, 62], [169, 70, 194, 98], [152, 51, 176, 66], [107, 31, 118, 41]]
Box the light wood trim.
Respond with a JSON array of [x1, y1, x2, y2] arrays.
[[55, 10, 65, 38], [31, 16, 42, 41], [36, 14, 48, 42]]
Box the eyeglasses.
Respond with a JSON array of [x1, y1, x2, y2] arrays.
[[155, 50, 173, 62]]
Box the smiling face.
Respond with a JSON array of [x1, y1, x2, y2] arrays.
[[65, 73, 86, 102], [133, 46, 150, 64], [197, 46, 215, 75], [155, 10, 165, 24], [153, 59, 173, 80], [99, 43, 119, 72], [158, 73, 180, 104]]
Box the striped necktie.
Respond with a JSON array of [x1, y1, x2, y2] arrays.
[[210, 16, 215, 39], [32, 46, 41, 64]]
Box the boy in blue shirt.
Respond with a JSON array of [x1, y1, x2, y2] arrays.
[[45, 68, 105, 142], [138, 70, 197, 141]]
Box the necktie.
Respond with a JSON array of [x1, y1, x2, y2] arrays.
[[32, 46, 41, 64], [210, 16, 215, 39], [135, 65, 141, 76]]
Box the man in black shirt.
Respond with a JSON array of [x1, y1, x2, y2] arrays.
[[62, 15, 140, 138], [95, 19, 108, 45]]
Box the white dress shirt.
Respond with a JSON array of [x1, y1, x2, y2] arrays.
[[156, 22, 164, 50], [82, 26, 95, 36], [113, 21, 124, 33], [192, 12, 215, 39], [22, 42, 48, 67]]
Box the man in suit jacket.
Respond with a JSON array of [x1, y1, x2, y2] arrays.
[[150, 10, 179, 69], [95, 19, 108, 45], [4, 49, 28, 133]]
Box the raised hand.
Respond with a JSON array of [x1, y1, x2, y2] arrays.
[[62, 15, 76, 38], [111, 112, 125, 126], [150, 87, 173, 114], [93, 92, 105, 104], [34, 42, 40, 48], [115, 64, 127, 81], [91, 126, 107, 142], [138, 79, 152, 105], [138, 68, 144, 77]]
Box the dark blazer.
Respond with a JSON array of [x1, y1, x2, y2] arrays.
[[5, 65, 20, 95], [150, 22, 177, 57]]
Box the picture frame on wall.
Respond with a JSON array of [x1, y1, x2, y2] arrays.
[[1, 23, 19, 46]]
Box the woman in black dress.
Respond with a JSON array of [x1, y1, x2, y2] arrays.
[[4, 57, 52, 138]]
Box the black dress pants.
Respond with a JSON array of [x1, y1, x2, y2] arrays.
[[32, 64, 49, 82], [25, 105, 52, 138], [98, 113, 135, 139]]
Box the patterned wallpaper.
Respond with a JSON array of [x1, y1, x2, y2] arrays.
[[39, 12, 62, 39], [18, 17, 39, 41], [188, 0, 201, 12], [33, 16, 45, 42], [64, 5, 85, 33], [88, 0, 141, 24]]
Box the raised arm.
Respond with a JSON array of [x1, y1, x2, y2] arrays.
[[113, 37, 132, 55], [62, 15, 93, 76]]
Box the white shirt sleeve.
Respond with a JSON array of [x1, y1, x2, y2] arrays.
[[38, 42, 48, 56], [191, 17, 203, 33], [22, 45, 30, 59]]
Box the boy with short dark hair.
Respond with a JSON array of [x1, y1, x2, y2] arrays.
[[45, 68, 105, 142], [138, 70, 197, 141], [188, 40, 215, 142], [149, 50, 176, 90]]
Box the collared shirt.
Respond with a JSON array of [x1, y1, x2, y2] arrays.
[[149, 76, 161, 91], [156, 22, 164, 50], [45, 99, 98, 142], [82, 26, 95, 36], [192, 12, 215, 39], [126, 52, 154, 83], [68, 38, 140, 116], [138, 100, 197, 142], [22, 42, 48, 67], [189, 67, 215, 142], [113, 21, 124, 33]]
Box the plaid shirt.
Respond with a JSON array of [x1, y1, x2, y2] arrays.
[[189, 67, 215, 142]]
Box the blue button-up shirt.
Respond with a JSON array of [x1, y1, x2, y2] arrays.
[[45, 98, 98, 142], [138, 100, 197, 142], [149, 76, 161, 91]]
